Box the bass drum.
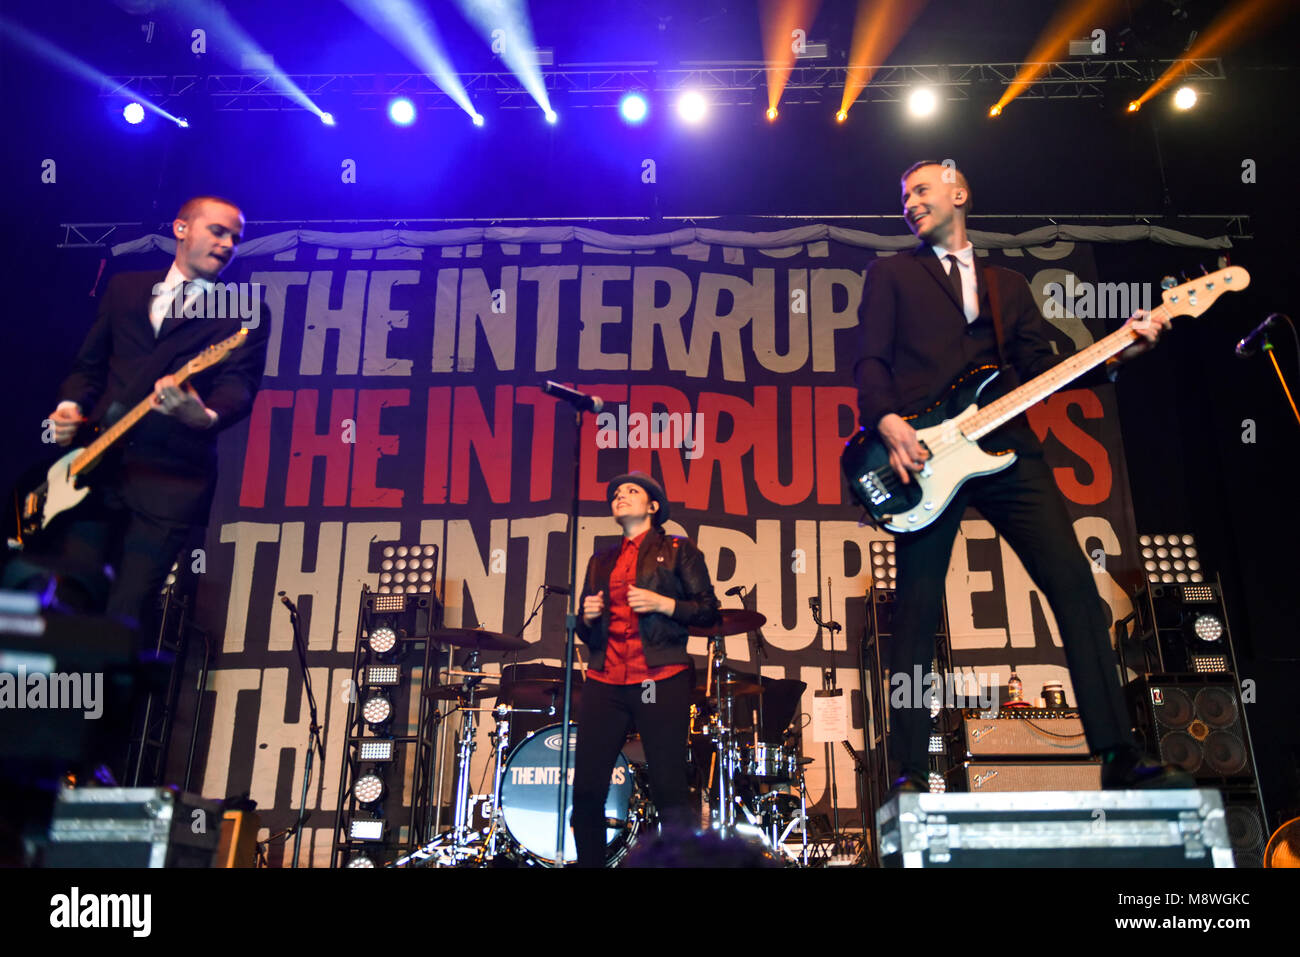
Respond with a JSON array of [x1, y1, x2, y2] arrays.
[[498, 722, 648, 867]]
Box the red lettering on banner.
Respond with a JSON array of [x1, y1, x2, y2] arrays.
[[351, 389, 409, 508], [814, 387, 859, 504], [1026, 389, 1112, 505], [239, 389, 294, 508], [516, 386, 558, 502], [625, 386, 689, 503], [683, 392, 754, 514], [423, 387, 451, 504], [579, 385, 629, 501], [450, 385, 513, 504], [752, 386, 814, 505], [286, 390, 355, 507]]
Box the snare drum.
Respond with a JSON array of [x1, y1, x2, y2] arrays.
[[739, 743, 798, 782], [498, 722, 646, 866]]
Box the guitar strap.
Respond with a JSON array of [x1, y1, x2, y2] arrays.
[[981, 263, 1011, 369]]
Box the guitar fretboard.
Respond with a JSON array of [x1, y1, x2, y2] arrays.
[[960, 306, 1170, 441]]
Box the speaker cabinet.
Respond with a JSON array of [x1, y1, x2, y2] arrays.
[[1130, 676, 1255, 784], [956, 761, 1102, 792]]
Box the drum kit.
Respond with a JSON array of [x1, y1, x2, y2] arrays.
[[393, 609, 811, 868]]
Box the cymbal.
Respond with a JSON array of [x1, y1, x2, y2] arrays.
[[423, 682, 500, 700], [688, 608, 767, 637], [430, 628, 528, 652], [693, 671, 764, 700]]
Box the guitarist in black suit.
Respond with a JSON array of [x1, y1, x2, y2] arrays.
[[34, 195, 267, 630], [856, 161, 1189, 792]]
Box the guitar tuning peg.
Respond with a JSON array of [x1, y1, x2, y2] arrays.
[[1160, 276, 1177, 290], [1200, 264, 1210, 275]]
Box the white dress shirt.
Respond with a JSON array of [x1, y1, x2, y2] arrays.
[[930, 240, 978, 324]]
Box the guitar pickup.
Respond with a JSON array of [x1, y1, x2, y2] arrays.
[[861, 471, 891, 506]]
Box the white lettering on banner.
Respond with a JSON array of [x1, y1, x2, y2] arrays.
[[363, 271, 418, 376], [946, 520, 1007, 650], [200, 668, 263, 800], [754, 268, 809, 372], [458, 267, 518, 371], [430, 268, 461, 372], [579, 266, 631, 371], [1072, 516, 1133, 636], [273, 522, 343, 652], [691, 270, 772, 381], [510, 514, 569, 644], [810, 269, 864, 372], [219, 522, 281, 654], [524, 265, 580, 372], [249, 270, 307, 377], [301, 270, 366, 375], [250, 666, 331, 810], [819, 521, 882, 652], [337, 522, 403, 652], [443, 519, 509, 631], [630, 267, 694, 371]]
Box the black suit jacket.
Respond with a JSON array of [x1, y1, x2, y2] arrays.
[[855, 244, 1109, 455], [57, 269, 269, 525]]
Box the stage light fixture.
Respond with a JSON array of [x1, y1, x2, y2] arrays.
[[835, 110, 847, 123], [321, 112, 336, 126], [907, 88, 938, 118], [353, 772, 385, 805], [358, 740, 395, 762], [364, 665, 400, 687], [1126, 100, 1141, 113], [362, 691, 393, 728], [988, 104, 1002, 118], [369, 626, 398, 656], [677, 91, 707, 124], [765, 106, 778, 121], [123, 102, 145, 125], [176, 117, 190, 129], [388, 97, 415, 125], [471, 112, 485, 127], [928, 772, 946, 793], [346, 854, 376, 867], [619, 92, 648, 124], [349, 819, 384, 842], [544, 109, 558, 124], [1173, 86, 1198, 110]]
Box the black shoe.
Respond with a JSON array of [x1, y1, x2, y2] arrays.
[[1100, 748, 1197, 790], [883, 772, 929, 803]]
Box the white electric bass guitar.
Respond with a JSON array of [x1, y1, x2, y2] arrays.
[[14, 328, 249, 543]]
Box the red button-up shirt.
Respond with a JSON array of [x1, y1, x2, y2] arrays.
[[587, 530, 690, 686]]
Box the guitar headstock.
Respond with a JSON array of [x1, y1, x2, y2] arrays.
[[1159, 266, 1250, 319]]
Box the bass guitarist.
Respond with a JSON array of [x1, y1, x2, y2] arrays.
[[855, 161, 1188, 794], [28, 195, 267, 631]]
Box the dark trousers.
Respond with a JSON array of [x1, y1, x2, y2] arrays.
[[42, 485, 193, 631], [571, 669, 693, 867], [887, 454, 1137, 780]]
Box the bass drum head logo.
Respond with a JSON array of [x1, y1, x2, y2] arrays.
[[543, 732, 578, 751]]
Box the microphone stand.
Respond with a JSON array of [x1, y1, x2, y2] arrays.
[[555, 406, 591, 864], [809, 588, 845, 855], [1242, 315, 1300, 429], [280, 592, 326, 869]]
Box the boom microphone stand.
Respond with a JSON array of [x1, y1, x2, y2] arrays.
[[546, 381, 604, 865]]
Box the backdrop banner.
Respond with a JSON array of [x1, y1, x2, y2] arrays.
[[120, 226, 1146, 865]]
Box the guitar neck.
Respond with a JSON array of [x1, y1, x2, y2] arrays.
[[961, 306, 1168, 441], [68, 365, 194, 478]]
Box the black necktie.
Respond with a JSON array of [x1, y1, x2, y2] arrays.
[[945, 254, 966, 316]]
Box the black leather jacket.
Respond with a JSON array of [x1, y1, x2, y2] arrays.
[[576, 525, 720, 671]]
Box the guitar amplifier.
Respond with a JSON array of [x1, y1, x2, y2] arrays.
[[958, 761, 1102, 792], [957, 709, 1090, 758], [877, 789, 1233, 867], [44, 787, 223, 868]]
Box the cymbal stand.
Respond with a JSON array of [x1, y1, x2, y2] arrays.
[[708, 634, 740, 835]]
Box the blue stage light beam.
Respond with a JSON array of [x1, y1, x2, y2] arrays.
[[0, 15, 187, 127], [453, 0, 553, 121], [342, 0, 480, 124], [170, 0, 331, 123]]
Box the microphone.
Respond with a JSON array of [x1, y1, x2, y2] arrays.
[[278, 590, 299, 615], [544, 584, 571, 596], [543, 380, 604, 413], [1236, 314, 1284, 358], [725, 586, 745, 597]]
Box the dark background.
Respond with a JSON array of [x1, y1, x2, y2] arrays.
[[2, 0, 1297, 829]]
